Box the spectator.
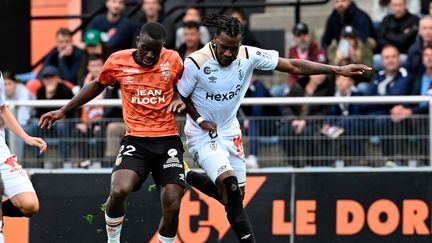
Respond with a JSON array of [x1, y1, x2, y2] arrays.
[[365, 46, 412, 162], [134, 0, 176, 49], [406, 16, 432, 78], [366, 46, 412, 114], [321, 0, 375, 51], [35, 66, 75, 162], [392, 45, 432, 120], [77, 29, 111, 89], [176, 21, 204, 60], [372, 0, 419, 23], [288, 22, 327, 86], [175, 6, 210, 49], [277, 75, 334, 167], [3, 71, 34, 160], [321, 75, 365, 163], [3, 71, 34, 127], [75, 55, 105, 162], [376, 0, 419, 54], [328, 25, 374, 81], [87, 0, 134, 52], [43, 28, 83, 85], [229, 7, 260, 47], [390, 45, 432, 165], [240, 75, 280, 169]]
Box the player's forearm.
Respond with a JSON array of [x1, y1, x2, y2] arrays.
[[60, 80, 106, 115], [277, 58, 341, 75], [180, 95, 201, 120], [1, 106, 30, 140]]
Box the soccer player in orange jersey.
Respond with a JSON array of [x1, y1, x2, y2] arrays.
[[38, 22, 186, 243]]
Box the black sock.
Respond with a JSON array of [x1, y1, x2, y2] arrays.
[[228, 209, 255, 242], [2, 199, 24, 217], [223, 176, 255, 243], [186, 171, 220, 201]]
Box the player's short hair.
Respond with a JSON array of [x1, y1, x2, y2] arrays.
[[2, 70, 15, 81], [139, 22, 166, 41], [423, 45, 432, 54], [200, 14, 243, 38], [381, 44, 399, 54], [56, 28, 72, 37], [88, 54, 104, 62], [183, 21, 199, 30]]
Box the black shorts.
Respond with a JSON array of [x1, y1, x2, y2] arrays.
[[112, 135, 186, 191]]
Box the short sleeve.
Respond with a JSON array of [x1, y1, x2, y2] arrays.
[[247, 46, 279, 71], [171, 51, 184, 84], [177, 58, 199, 98], [98, 55, 118, 86], [0, 72, 5, 106]]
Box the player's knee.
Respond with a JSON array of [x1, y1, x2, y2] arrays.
[[21, 200, 39, 217], [110, 184, 131, 200], [223, 176, 243, 221], [162, 188, 183, 218]]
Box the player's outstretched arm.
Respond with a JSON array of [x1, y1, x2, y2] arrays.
[[275, 58, 372, 77], [38, 80, 107, 129], [1, 105, 47, 153]]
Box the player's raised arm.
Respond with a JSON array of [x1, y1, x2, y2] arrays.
[[275, 58, 372, 77], [38, 80, 106, 129]]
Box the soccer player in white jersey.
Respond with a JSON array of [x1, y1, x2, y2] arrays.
[[178, 14, 371, 242], [0, 72, 47, 240]]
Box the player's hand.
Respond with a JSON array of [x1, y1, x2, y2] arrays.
[[337, 64, 372, 76], [38, 109, 66, 129], [24, 136, 47, 154], [199, 120, 217, 134], [167, 99, 186, 113]]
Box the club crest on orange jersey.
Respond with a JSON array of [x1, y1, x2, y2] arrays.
[[160, 62, 170, 71]]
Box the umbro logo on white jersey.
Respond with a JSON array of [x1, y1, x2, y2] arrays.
[[208, 76, 217, 83]]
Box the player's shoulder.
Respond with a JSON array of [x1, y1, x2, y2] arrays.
[[162, 48, 182, 62], [187, 43, 214, 70], [106, 49, 135, 64], [237, 45, 253, 60]]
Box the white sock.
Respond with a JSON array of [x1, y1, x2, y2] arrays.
[[105, 214, 124, 242], [158, 233, 176, 243]]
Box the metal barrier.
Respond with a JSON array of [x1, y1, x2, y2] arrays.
[[5, 96, 432, 168]]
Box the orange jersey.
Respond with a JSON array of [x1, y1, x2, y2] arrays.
[[98, 48, 183, 137]]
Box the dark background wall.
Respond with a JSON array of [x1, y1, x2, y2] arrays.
[[28, 172, 432, 243], [0, 0, 31, 74]]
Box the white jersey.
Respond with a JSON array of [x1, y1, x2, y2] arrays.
[[0, 72, 12, 164], [178, 43, 279, 143]]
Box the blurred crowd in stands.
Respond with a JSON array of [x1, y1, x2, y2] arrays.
[[4, 0, 432, 168]]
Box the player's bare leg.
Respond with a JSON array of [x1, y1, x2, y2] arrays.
[[157, 184, 184, 243], [105, 169, 140, 243], [4, 192, 39, 217]]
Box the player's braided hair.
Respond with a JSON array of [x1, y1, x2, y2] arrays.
[[200, 14, 243, 38]]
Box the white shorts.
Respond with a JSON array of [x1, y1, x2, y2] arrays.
[[1, 155, 35, 198], [188, 133, 246, 186]]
